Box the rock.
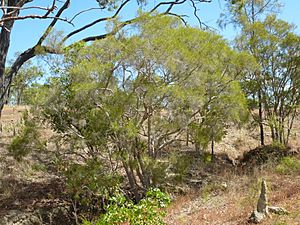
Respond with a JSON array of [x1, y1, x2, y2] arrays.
[[0, 210, 42, 225], [249, 180, 290, 223], [220, 182, 227, 189], [268, 206, 289, 215], [257, 179, 268, 215], [287, 148, 299, 155], [248, 179, 269, 223], [0, 204, 71, 225], [187, 179, 202, 186], [249, 210, 266, 224]]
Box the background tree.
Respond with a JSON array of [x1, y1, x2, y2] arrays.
[[221, 0, 282, 145], [236, 15, 300, 145], [8, 60, 43, 105]]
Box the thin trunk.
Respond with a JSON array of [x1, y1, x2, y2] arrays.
[[258, 90, 265, 146], [136, 150, 150, 188], [270, 125, 275, 141], [186, 128, 189, 146], [147, 114, 151, 157], [211, 138, 214, 163], [17, 89, 22, 105], [134, 137, 150, 188], [147, 107, 154, 158], [122, 160, 140, 201], [286, 110, 297, 145]]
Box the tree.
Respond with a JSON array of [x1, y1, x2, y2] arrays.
[[28, 16, 249, 201], [223, 0, 300, 146], [237, 15, 300, 145], [0, 0, 212, 116], [8, 60, 43, 105], [221, 0, 280, 145]]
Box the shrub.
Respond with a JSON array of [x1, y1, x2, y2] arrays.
[[64, 159, 122, 206], [8, 111, 46, 161], [168, 152, 191, 183], [82, 188, 171, 225]]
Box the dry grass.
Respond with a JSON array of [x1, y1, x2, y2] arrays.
[[165, 167, 300, 225], [166, 171, 300, 225]]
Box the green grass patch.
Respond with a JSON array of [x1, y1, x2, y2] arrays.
[[275, 157, 300, 175]]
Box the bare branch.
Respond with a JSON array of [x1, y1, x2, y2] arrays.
[[62, 0, 131, 42], [36, 0, 71, 46], [150, 0, 186, 13], [167, 12, 188, 25], [0, 14, 72, 24], [72, 0, 194, 43], [0, 5, 53, 11], [69, 7, 106, 23]]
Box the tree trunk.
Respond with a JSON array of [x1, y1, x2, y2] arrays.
[[186, 128, 189, 146], [0, 0, 27, 114], [0, 24, 12, 113], [258, 90, 265, 146], [122, 159, 140, 201], [211, 138, 214, 163]]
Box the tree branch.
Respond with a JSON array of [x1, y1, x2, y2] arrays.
[[62, 0, 131, 43], [36, 0, 70, 46]]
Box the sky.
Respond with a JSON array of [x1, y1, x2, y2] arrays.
[[7, 0, 300, 60]]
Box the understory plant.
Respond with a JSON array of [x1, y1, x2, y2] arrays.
[[82, 188, 171, 225]]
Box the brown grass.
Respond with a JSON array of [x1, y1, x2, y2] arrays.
[[165, 171, 300, 225]]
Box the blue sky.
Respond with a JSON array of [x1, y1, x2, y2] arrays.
[[7, 0, 300, 60]]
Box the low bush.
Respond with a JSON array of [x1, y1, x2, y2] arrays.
[[82, 188, 171, 225], [8, 111, 46, 161]]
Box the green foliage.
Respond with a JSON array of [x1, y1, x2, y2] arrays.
[[169, 152, 191, 183], [275, 157, 300, 175], [270, 141, 286, 150], [230, 1, 300, 145], [64, 159, 122, 205], [274, 222, 289, 225], [8, 111, 46, 161], [144, 157, 169, 186], [82, 188, 171, 225], [202, 152, 212, 164], [8, 60, 44, 105]]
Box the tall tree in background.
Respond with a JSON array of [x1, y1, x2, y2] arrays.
[[221, 0, 278, 145], [222, 0, 300, 145], [0, 0, 212, 116], [237, 15, 300, 145]]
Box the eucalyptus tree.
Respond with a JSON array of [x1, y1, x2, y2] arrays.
[[27, 16, 251, 201], [221, 0, 275, 145], [0, 0, 213, 116], [236, 15, 300, 145], [222, 0, 300, 145]]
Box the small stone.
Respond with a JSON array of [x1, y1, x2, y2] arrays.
[[268, 206, 289, 215], [220, 182, 227, 189]]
